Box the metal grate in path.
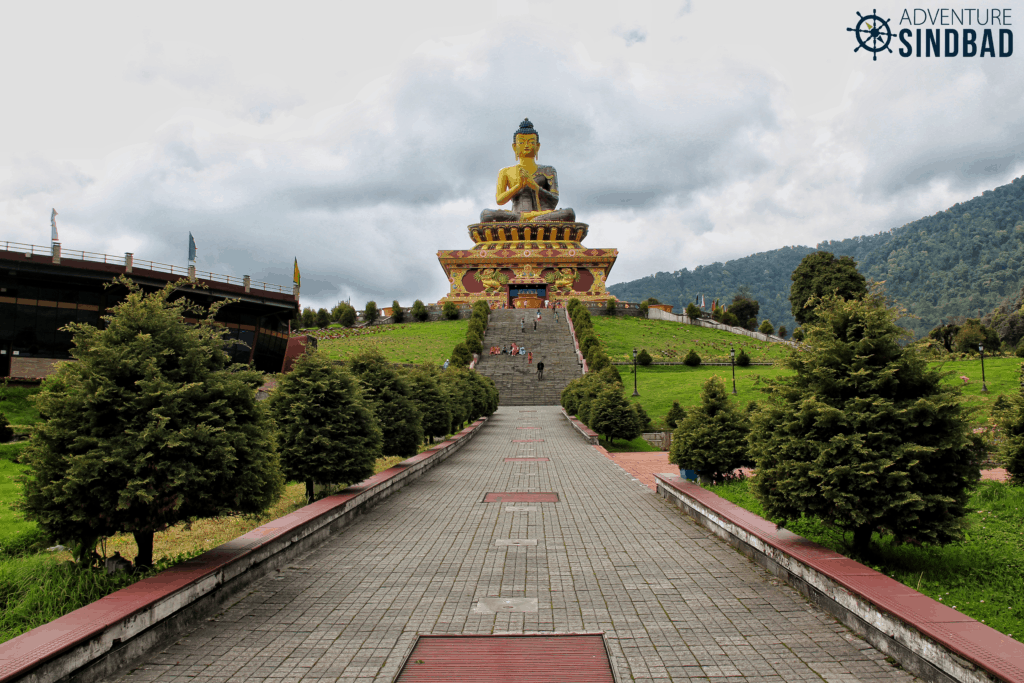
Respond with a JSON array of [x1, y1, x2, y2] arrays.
[[482, 492, 559, 503]]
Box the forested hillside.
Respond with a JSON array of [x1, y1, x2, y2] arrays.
[[609, 175, 1024, 337]]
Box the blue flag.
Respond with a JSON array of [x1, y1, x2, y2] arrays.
[[188, 233, 197, 262]]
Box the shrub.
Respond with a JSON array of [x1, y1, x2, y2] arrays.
[[347, 349, 423, 457], [438, 370, 471, 429], [749, 293, 984, 554], [467, 317, 485, 339], [268, 351, 381, 502], [746, 317, 757, 331], [17, 277, 282, 568], [315, 308, 331, 329], [411, 299, 429, 322], [405, 366, 453, 442], [605, 298, 617, 315], [736, 349, 751, 367], [636, 349, 653, 366], [758, 320, 775, 336], [638, 302, 649, 318], [0, 413, 12, 443], [589, 386, 641, 445], [578, 332, 599, 357], [364, 301, 379, 324], [450, 342, 473, 368], [683, 349, 701, 367], [665, 400, 686, 429], [669, 376, 751, 483], [720, 311, 739, 327], [300, 307, 316, 328], [792, 327, 805, 342], [391, 300, 404, 324], [339, 304, 357, 327], [1017, 340, 1024, 358], [777, 325, 787, 339], [464, 331, 483, 356], [472, 300, 491, 320], [586, 346, 611, 372], [442, 301, 459, 320], [685, 303, 701, 320]]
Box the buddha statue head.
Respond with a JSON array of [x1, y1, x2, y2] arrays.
[[512, 118, 540, 161]]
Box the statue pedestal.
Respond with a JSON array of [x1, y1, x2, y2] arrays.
[[437, 222, 618, 308]]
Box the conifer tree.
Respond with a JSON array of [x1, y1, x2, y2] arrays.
[[268, 351, 381, 502], [758, 320, 774, 336], [749, 294, 983, 554], [411, 299, 430, 322], [18, 278, 283, 568], [339, 304, 357, 328], [665, 400, 686, 429], [450, 342, 473, 368], [364, 301, 379, 324], [347, 349, 423, 457], [589, 386, 642, 445], [391, 300, 404, 323], [669, 376, 750, 482], [405, 366, 453, 442], [442, 301, 459, 320], [683, 349, 701, 367], [315, 308, 331, 328]]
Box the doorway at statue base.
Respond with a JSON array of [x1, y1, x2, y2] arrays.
[[436, 222, 617, 309]]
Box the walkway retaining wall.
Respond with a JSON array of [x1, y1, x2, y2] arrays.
[[0, 419, 488, 683], [655, 473, 1024, 683]]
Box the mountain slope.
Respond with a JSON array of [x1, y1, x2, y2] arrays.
[[609, 175, 1024, 337]]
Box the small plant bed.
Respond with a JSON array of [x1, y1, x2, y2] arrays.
[[313, 320, 469, 365], [592, 316, 792, 364], [709, 477, 1024, 642], [600, 435, 662, 453], [0, 454, 414, 644], [620, 365, 794, 429]]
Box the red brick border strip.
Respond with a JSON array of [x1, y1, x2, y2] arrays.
[[0, 418, 489, 683], [654, 473, 1024, 683]]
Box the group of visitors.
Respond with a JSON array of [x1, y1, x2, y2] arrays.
[[489, 343, 529, 359]]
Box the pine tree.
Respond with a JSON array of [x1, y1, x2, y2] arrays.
[[268, 351, 381, 502], [450, 342, 473, 368], [589, 386, 642, 445], [17, 278, 282, 567], [405, 366, 453, 443], [347, 349, 423, 457], [683, 349, 701, 367], [364, 301, 379, 324], [411, 299, 429, 322], [340, 304, 357, 327], [300, 307, 316, 328], [315, 308, 331, 329], [392, 300, 404, 324], [736, 349, 751, 367], [665, 400, 686, 429], [442, 301, 459, 320], [749, 294, 984, 554], [637, 349, 653, 366], [669, 376, 750, 482]]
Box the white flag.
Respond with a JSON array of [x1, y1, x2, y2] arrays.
[[50, 209, 58, 241]]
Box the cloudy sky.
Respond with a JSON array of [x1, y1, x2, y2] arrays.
[[2, 0, 1022, 311]]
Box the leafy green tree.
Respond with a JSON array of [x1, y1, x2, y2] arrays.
[[736, 349, 751, 366], [411, 299, 429, 322], [562, 367, 620, 424], [364, 301, 379, 324], [952, 319, 1000, 354], [268, 351, 381, 502], [405, 366, 453, 442], [330, 302, 346, 322], [391, 300, 404, 323], [636, 349, 652, 366], [669, 376, 750, 483], [450, 342, 473, 368], [928, 322, 959, 353], [638, 301, 649, 318], [301, 307, 316, 328], [339, 304, 357, 327], [589, 386, 642, 445], [665, 400, 686, 429], [347, 349, 423, 457], [17, 278, 283, 568], [683, 349, 701, 367], [729, 295, 759, 330], [720, 311, 740, 327], [645, 297, 661, 305], [791, 327, 805, 342], [758, 320, 774, 336], [442, 301, 459, 320], [790, 251, 868, 325], [749, 294, 984, 554], [994, 365, 1024, 484], [777, 325, 787, 339], [685, 303, 701, 320], [315, 308, 331, 329], [746, 317, 757, 330]]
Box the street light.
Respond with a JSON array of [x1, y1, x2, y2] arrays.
[[632, 347, 639, 397], [730, 346, 737, 395], [979, 343, 988, 393]]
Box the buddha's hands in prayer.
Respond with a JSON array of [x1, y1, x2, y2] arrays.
[[517, 166, 540, 191]]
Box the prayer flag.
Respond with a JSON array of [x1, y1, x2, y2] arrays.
[[293, 258, 300, 286], [50, 209, 58, 241], [188, 232, 197, 262]]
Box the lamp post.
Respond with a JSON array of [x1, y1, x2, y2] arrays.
[[979, 343, 988, 393], [730, 346, 737, 395], [632, 347, 639, 397]]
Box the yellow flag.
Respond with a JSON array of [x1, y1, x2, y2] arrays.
[[293, 258, 300, 286]]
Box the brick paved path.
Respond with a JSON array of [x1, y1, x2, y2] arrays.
[[112, 407, 918, 683]]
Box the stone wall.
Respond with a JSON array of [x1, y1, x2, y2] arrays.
[[10, 357, 69, 379]]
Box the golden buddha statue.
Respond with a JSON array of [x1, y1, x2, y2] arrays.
[[480, 118, 576, 223]]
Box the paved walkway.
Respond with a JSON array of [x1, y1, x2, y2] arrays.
[[111, 407, 919, 683]]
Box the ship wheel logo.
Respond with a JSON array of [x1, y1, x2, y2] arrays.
[[847, 10, 895, 60]]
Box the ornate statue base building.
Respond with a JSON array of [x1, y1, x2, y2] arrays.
[[437, 222, 618, 309]]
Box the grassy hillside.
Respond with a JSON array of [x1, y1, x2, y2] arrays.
[[610, 174, 1024, 338], [311, 320, 468, 365], [592, 316, 792, 364]]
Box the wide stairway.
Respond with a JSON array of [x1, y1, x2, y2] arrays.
[[475, 308, 582, 405]]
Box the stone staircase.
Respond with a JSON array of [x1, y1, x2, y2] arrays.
[[475, 309, 582, 406]]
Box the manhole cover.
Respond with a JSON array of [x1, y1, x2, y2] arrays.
[[504, 506, 537, 512], [516, 427, 541, 430], [511, 439, 545, 443], [395, 634, 614, 682], [504, 457, 550, 462], [473, 597, 538, 613], [483, 492, 558, 503]]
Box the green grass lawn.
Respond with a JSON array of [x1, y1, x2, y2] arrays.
[[312, 320, 469, 365], [711, 478, 1024, 642], [0, 385, 41, 432], [592, 316, 793, 364], [932, 357, 1023, 425], [0, 444, 36, 554], [621, 364, 794, 429]]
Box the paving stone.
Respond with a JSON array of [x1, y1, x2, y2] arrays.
[[106, 406, 919, 682]]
